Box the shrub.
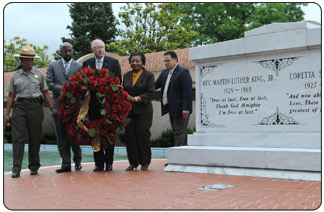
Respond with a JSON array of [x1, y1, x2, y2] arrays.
[[117, 131, 126, 143], [155, 129, 174, 147], [42, 132, 57, 144], [186, 128, 196, 135], [151, 128, 196, 147]]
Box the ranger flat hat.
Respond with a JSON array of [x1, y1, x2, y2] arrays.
[[14, 46, 40, 58]]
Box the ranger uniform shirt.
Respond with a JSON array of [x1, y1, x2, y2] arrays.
[[6, 67, 48, 98]]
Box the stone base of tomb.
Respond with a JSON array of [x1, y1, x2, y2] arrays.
[[164, 134, 320, 181]]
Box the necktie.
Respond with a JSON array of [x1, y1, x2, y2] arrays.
[[96, 60, 102, 69], [162, 70, 173, 105], [64, 61, 70, 75]]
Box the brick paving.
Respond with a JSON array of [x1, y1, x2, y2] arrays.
[[3, 159, 321, 210]]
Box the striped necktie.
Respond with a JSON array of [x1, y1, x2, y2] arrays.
[[96, 60, 102, 69], [64, 61, 70, 74]]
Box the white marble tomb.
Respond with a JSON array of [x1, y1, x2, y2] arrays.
[[165, 22, 321, 181]]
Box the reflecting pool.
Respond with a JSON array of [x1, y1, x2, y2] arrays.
[[4, 144, 167, 172]]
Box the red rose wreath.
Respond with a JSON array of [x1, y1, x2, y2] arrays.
[[59, 67, 132, 152]]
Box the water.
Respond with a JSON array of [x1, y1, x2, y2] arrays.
[[4, 145, 167, 172]]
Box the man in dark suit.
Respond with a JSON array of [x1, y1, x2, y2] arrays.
[[46, 42, 82, 173], [155, 51, 193, 146], [82, 39, 122, 172]]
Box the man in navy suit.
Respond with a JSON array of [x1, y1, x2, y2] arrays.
[[155, 51, 193, 146], [82, 39, 122, 172]]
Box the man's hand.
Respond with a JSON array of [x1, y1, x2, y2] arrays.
[[182, 110, 190, 119], [51, 108, 59, 115]]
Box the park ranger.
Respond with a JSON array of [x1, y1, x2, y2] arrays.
[[4, 46, 58, 178]]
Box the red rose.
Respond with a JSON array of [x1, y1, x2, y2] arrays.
[[118, 116, 124, 123], [114, 77, 120, 84], [76, 74, 83, 83], [71, 86, 80, 95], [98, 86, 107, 94], [126, 102, 132, 111], [101, 130, 107, 137], [95, 130, 100, 137], [100, 68, 109, 75], [122, 91, 128, 98], [64, 109, 71, 116], [110, 113, 118, 120], [112, 104, 121, 112], [62, 116, 69, 123]]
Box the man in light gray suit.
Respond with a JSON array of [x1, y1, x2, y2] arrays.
[[46, 42, 82, 173]]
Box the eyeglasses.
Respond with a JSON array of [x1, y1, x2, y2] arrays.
[[93, 46, 105, 50], [163, 59, 172, 63]]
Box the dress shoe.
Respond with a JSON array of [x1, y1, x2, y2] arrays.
[[141, 164, 149, 171], [93, 166, 104, 172], [56, 167, 71, 173], [30, 170, 38, 175], [11, 172, 20, 178], [125, 165, 138, 171], [75, 163, 82, 171], [106, 165, 113, 171]]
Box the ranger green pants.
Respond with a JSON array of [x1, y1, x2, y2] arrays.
[[11, 101, 44, 173]]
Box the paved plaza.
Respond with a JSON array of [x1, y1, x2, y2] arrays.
[[4, 159, 321, 210]]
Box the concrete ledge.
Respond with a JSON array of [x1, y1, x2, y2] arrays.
[[166, 146, 321, 172], [164, 164, 320, 181], [190, 22, 320, 62], [244, 22, 320, 37], [188, 132, 321, 149]]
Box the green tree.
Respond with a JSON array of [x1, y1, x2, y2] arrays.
[[177, 3, 307, 46], [248, 3, 307, 29], [106, 3, 198, 56], [59, 3, 117, 60], [4, 37, 51, 72]]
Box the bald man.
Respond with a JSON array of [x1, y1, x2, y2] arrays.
[[46, 42, 82, 173]]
